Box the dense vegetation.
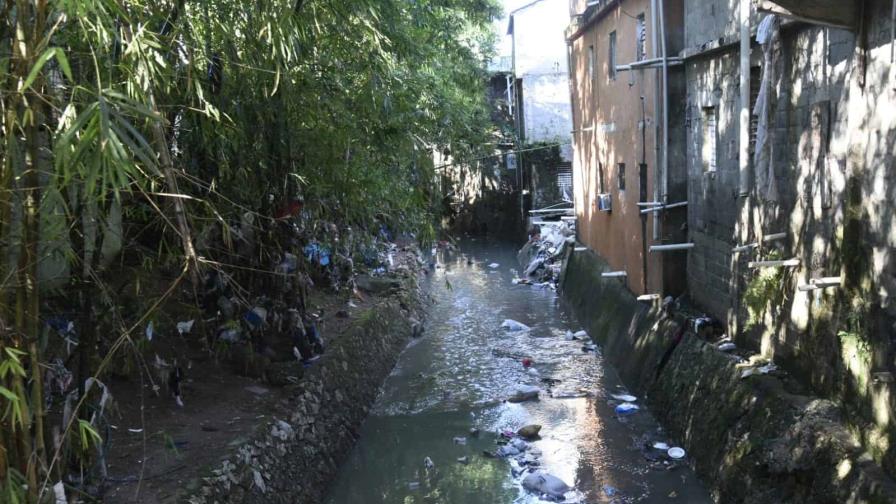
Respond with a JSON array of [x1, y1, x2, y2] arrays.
[[0, 0, 500, 500]]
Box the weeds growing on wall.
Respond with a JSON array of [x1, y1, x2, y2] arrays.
[[0, 0, 501, 500], [743, 250, 789, 330]]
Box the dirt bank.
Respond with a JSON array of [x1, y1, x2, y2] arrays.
[[178, 273, 424, 504], [561, 248, 896, 504]]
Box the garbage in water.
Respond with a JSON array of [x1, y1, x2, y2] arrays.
[[611, 393, 637, 402], [521, 472, 572, 500], [497, 444, 521, 457], [508, 384, 541, 402], [517, 424, 542, 439], [510, 438, 529, 452], [603, 485, 618, 497], [653, 442, 670, 450], [488, 263, 500, 269], [574, 330, 588, 338], [145, 321, 154, 341], [582, 343, 598, 352], [457, 456, 469, 464], [667, 447, 686, 459], [452, 436, 467, 445], [407, 481, 420, 490], [521, 357, 533, 368], [564, 330, 575, 340], [176, 319, 195, 335], [423, 456, 435, 469], [518, 221, 575, 288], [615, 403, 639, 415], [501, 319, 531, 332]]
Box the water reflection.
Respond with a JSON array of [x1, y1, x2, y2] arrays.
[[325, 241, 711, 503]]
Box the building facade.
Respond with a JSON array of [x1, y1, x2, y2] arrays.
[[570, 0, 896, 478], [567, 0, 687, 296]]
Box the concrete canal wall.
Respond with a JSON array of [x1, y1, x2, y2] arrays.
[[187, 277, 423, 504], [561, 249, 896, 504]]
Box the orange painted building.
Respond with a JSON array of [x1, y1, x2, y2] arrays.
[[566, 0, 687, 296]]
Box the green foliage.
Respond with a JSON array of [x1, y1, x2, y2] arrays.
[[1, 0, 501, 498], [743, 251, 788, 330]]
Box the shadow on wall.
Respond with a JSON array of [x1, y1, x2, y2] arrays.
[[727, 4, 896, 477]]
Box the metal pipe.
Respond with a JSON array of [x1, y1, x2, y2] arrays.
[[640, 200, 688, 214], [602, 271, 627, 278], [650, 0, 661, 241], [798, 279, 841, 291], [738, 0, 751, 195], [615, 58, 683, 72], [528, 208, 574, 215], [637, 294, 661, 301], [748, 259, 800, 268], [637, 201, 663, 206], [659, 0, 669, 205], [649, 243, 695, 252]]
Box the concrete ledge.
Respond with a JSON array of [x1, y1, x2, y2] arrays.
[[562, 249, 896, 503], [187, 280, 422, 504]]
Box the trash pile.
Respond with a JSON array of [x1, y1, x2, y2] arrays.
[[516, 221, 575, 288]]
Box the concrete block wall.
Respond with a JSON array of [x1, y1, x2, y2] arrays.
[[680, 0, 896, 478], [684, 50, 742, 315]]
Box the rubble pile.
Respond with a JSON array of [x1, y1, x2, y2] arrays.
[[516, 221, 575, 288]]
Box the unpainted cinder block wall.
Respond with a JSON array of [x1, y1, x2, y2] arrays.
[[682, 0, 896, 477]]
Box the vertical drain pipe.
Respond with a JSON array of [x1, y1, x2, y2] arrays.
[[738, 0, 751, 195], [650, 0, 661, 240], [658, 0, 669, 206]]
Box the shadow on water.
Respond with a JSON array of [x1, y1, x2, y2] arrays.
[[325, 239, 712, 504]]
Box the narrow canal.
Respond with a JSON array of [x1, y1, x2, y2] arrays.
[[325, 240, 712, 503]]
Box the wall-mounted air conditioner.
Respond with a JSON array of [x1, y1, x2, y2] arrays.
[[598, 193, 612, 212]]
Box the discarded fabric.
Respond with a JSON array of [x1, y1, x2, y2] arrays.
[[718, 342, 736, 352]]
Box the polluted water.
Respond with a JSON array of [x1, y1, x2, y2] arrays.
[[324, 240, 712, 503]]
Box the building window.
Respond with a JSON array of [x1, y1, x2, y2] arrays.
[[608, 31, 617, 80], [588, 45, 595, 80], [617, 162, 626, 191], [636, 14, 647, 61], [702, 107, 718, 172]]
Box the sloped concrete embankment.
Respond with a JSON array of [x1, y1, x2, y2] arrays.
[[562, 249, 896, 504], [188, 278, 423, 504]]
